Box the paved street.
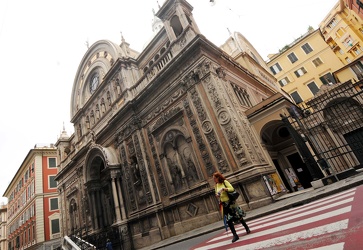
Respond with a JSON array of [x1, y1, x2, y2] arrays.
[[142, 173, 363, 250], [191, 186, 363, 250]]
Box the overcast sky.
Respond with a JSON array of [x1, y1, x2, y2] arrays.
[[0, 0, 338, 204]]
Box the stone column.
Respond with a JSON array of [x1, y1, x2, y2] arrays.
[[111, 171, 122, 222], [116, 178, 127, 220], [95, 190, 103, 228], [90, 190, 99, 229]]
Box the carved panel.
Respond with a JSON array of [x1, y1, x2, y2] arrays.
[[115, 118, 139, 146], [120, 144, 137, 211], [143, 89, 185, 126], [148, 132, 168, 197], [188, 87, 228, 173], [224, 79, 266, 164], [204, 76, 249, 167], [139, 131, 160, 202], [133, 133, 153, 205], [186, 203, 198, 217], [151, 106, 182, 132], [183, 98, 215, 175]]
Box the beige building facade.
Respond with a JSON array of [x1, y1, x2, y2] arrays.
[[320, 0, 363, 65], [259, 0, 363, 193], [334, 54, 363, 84], [267, 29, 345, 104]]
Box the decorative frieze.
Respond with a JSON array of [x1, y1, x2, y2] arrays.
[[151, 106, 182, 132], [66, 186, 78, 197], [143, 89, 185, 126]]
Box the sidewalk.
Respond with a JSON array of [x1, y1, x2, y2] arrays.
[[142, 171, 363, 250]]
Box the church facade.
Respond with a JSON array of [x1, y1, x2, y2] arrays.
[[55, 0, 284, 249]]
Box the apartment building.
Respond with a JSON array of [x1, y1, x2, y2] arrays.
[[267, 29, 344, 103], [0, 204, 7, 250], [320, 0, 363, 65], [3, 144, 60, 250], [344, 0, 363, 20]]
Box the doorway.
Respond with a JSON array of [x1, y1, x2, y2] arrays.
[[273, 159, 292, 193], [286, 153, 312, 189]]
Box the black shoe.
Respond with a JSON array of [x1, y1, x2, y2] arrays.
[[232, 235, 239, 243], [246, 229, 251, 234]]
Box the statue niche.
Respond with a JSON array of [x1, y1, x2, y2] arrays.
[[162, 130, 200, 193], [129, 155, 146, 205], [69, 199, 78, 235], [130, 156, 141, 186]]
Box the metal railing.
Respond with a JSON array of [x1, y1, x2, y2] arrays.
[[290, 80, 363, 178]]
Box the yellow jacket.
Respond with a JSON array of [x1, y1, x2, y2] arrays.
[[215, 180, 234, 203]]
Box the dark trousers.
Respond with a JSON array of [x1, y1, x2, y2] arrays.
[[224, 204, 250, 235], [227, 217, 250, 235]]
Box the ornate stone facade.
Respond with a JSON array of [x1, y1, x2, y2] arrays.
[[55, 0, 280, 249]]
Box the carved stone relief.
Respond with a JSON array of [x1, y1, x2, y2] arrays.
[[224, 74, 267, 164], [154, 121, 195, 193], [120, 144, 137, 211], [148, 132, 168, 197], [205, 75, 249, 163], [139, 131, 160, 202], [132, 133, 152, 205], [183, 98, 216, 175], [143, 89, 185, 126], [239, 111, 266, 163], [188, 86, 228, 173]]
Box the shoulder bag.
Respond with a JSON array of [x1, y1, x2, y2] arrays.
[[223, 181, 240, 201]]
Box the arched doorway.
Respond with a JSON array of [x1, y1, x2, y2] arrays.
[[84, 147, 116, 230], [261, 120, 314, 192]]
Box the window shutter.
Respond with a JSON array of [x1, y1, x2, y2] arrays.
[[320, 76, 328, 85], [270, 66, 276, 75]]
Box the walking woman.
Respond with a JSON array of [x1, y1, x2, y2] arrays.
[[213, 171, 251, 243]]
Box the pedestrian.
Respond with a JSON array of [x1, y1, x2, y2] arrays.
[[106, 239, 113, 250], [213, 171, 251, 243]]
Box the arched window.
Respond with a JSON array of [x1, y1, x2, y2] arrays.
[[170, 15, 183, 37]]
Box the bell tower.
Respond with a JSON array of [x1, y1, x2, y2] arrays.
[[156, 0, 201, 43]]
